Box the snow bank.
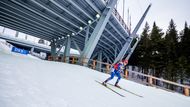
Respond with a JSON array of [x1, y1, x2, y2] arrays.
[[0, 38, 13, 52], [0, 39, 40, 60], [0, 51, 190, 107]]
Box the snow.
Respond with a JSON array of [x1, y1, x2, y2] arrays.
[[0, 38, 40, 60], [0, 39, 12, 53], [0, 47, 190, 107]]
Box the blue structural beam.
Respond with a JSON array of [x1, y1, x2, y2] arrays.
[[71, 38, 82, 54], [85, 26, 89, 47], [114, 46, 118, 58], [15, 31, 19, 37], [50, 40, 56, 57], [91, 52, 98, 60], [96, 50, 103, 71], [114, 4, 151, 63], [49, 0, 87, 25], [81, 0, 118, 64], [126, 36, 140, 60], [56, 39, 66, 56], [103, 52, 112, 64], [114, 37, 133, 63], [31, 47, 34, 53], [131, 4, 152, 37], [64, 36, 71, 63]]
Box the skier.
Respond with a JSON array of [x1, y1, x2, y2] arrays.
[[102, 60, 128, 88]]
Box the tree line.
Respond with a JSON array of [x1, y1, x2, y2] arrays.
[[129, 19, 190, 85]]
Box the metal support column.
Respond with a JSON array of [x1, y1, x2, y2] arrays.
[[2, 27, 5, 33], [64, 36, 71, 63], [103, 52, 112, 64], [91, 52, 98, 60], [96, 50, 103, 72], [126, 37, 140, 59], [71, 38, 81, 54], [85, 26, 89, 47], [30, 47, 34, 54], [114, 37, 133, 63], [56, 39, 66, 56], [131, 4, 152, 37], [50, 40, 56, 57], [114, 46, 118, 58], [114, 4, 151, 63], [81, 0, 118, 64], [15, 31, 19, 37]]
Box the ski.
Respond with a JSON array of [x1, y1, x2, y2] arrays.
[[95, 80, 125, 97], [107, 83, 143, 98]]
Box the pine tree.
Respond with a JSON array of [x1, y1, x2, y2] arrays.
[[140, 22, 151, 74], [130, 20, 189, 87], [179, 22, 190, 80], [149, 22, 164, 78], [164, 19, 179, 85], [130, 22, 151, 74]]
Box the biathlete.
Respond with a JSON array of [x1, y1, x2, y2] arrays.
[[102, 60, 128, 88]]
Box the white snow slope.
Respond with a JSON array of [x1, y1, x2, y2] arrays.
[[0, 51, 190, 107]]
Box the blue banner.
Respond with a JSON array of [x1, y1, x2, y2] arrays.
[[11, 47, 29, 55]]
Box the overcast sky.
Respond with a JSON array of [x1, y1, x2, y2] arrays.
[[117, 0, 190, 33], [0, 0, 190, 39]]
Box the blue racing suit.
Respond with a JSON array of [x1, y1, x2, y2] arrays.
[[107, 63, 124, 83]]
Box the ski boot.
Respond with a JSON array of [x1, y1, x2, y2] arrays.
[[102, 82, 107, 86], [115, 82, 121, 88], [102, 79, 109, 86]]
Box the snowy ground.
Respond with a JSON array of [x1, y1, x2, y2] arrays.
[[0, 39, 40, 60], [0, 46, 190, 107]]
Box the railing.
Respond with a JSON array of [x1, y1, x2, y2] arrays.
[[103, 0, 130, 33], [126, 70, 190, 96], [48, 56, 190, 96], [112, 8, 129, 32], [48, 56, 112, 73]]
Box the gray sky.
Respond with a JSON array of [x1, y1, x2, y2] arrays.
[[117, 0, 190, 33]]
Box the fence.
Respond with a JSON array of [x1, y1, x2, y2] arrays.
[[113, 8, 129, 32], [103, 0, 130, 32], [48, 56, 190, 96]]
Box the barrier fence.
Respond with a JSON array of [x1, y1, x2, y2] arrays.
[[48, 56, 190, 96]]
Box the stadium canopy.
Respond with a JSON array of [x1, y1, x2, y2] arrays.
[[0, 0, 151, 63]]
